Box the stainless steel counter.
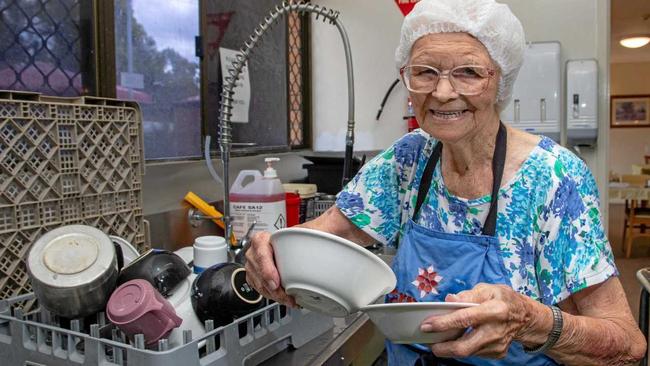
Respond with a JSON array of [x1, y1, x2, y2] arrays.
[[262, 250, 395, 366], [262, 312, 385, 366]]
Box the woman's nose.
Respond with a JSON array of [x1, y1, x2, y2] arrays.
[[431, 77, 459, 102]]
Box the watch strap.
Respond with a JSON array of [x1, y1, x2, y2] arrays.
[[523, 305, 563, 354]]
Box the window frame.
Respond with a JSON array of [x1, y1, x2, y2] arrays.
[[95, 0, 311, 162]]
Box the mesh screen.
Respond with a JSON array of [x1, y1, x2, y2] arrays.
[[0, 0, 91, 96]]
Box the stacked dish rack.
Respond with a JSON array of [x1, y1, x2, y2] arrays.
[[0, 91, 149, 309], [0, 293, 334, 365]]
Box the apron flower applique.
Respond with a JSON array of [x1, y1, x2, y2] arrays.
[[387, 288, 416, 303], [413, 265, 442, 298]]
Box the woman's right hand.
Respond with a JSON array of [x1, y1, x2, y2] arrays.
[[244, 231, 297, 307]]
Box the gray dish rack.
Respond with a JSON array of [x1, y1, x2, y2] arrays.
[[0, 293, 334, 366], [313, 194, 337, 218]]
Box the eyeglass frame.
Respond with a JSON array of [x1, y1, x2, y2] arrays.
[[399, 64, 497, 96]]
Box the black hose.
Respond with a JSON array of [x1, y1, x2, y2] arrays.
[[376, 78, 401, 121]]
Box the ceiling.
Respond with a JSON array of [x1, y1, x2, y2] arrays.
[[611, 0, 650, 63]]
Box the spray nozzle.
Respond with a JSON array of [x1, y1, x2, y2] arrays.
[[264, 157, 280, 178]]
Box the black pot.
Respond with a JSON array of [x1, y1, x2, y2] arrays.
[[117, 249, 191, 297], [191, 263, 264, 327]]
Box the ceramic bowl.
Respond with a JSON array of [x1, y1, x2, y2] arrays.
[[165, 273, 206, 347], [117, 250, 191, 297], [190, 263, 264, 327], [270, 228, 396, 317], [109, 235, 140, 266], [360, 302, 478, 344]]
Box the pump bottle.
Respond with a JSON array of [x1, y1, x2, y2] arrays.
[[229, 158, 287, 239]]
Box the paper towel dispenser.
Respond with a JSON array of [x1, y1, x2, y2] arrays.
[[500, 42, 561, 142], [566, 59, 598, 146]]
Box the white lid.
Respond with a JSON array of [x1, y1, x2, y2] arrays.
[[194, 236, 227, 249], [283, 183, 317, 198]]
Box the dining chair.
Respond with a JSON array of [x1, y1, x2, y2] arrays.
[[625, 200, 650, 258], [622, 174, 650, 258]]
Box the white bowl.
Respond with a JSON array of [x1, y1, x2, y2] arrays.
[[361, 302, 478, 344], [270, 228, 396, 317], [110, 235, 140, 266], [166, 273, 206, 348]]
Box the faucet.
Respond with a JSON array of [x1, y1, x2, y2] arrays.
[[207, 1, 356, 249]]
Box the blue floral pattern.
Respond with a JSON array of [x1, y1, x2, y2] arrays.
[[336, 129, 617, 305]]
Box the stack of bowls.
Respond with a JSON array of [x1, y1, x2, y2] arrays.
[[270, 227, 396, 317], [270, 227, 476, 344]]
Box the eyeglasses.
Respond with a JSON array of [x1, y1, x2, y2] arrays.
[[400, 64, 496, 96]]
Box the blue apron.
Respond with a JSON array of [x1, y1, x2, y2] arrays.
[[386, 123, 558, 366]]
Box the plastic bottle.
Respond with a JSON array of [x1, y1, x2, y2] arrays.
[[192, 236, 228, 273], [229, 157, 287, 239]]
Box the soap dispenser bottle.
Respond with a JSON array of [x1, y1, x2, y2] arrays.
[[229, 157, 287, 239]]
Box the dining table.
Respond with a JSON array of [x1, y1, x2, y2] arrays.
[[609, 182, 650, 202]]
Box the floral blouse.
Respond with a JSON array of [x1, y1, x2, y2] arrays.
[[335, 129, 617, 305]]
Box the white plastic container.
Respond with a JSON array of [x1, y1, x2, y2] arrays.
[[230, 157, 287, 239], [192, 236, 228, 273]]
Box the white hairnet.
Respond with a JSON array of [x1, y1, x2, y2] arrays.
[[395, 0, 526, 111]]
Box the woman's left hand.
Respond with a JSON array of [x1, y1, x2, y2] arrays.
[[421, 283, 540, 359]]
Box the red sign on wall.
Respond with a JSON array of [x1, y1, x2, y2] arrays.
[[395, 0, 420, 16]]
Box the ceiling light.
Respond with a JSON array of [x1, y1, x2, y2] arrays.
[[620, 36, 650, 49]]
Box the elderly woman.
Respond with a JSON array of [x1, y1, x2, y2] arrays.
[[245, 0, 647, 365]]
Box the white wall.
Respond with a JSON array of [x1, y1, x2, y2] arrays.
[[610, 62, 650, 176], [311, 0, 610, 215], [310, 0, 407, 152], [501, 0, 610, 210]]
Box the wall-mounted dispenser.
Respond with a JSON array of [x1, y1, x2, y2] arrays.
[[566, 59, 598, 147], [501, 42, 561, 142]]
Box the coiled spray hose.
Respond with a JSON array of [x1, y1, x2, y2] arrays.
[[205, 1, 355, 246]]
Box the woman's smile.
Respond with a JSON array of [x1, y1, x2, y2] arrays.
[[429, 109, 471, 121]]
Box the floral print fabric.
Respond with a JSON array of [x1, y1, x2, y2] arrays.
[[336, 129, 617, 305]]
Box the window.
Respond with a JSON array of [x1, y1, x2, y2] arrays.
[[202, 0, 309, 153], [114, 0, 201, 160], [288, 10, 308, 147], [0, 0, 94, 96], [0, 0, 309, 160]]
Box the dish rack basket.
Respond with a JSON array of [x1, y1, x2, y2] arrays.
[[0, 293, 334, 366], [313, 194, 337, 217], [0, 91, 150, 309]]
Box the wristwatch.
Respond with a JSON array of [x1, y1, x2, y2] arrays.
[[523, 305, 563, 354]]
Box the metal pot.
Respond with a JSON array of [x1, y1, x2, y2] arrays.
[[27, 225, 119, 318]]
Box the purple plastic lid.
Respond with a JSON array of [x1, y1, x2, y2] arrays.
[[107, 279, 182, 345], [107, 279, 155, 324]]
